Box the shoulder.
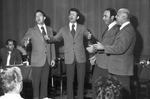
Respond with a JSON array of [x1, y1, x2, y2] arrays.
[[13, 48, 21, 53], [0, 48, 6, 52], [77, 24, 85, 28]]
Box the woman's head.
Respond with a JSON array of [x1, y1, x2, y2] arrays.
[[0, 67, 23, 93], [95, 75, 122, 99]]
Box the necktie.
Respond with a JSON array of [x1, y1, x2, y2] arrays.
[[102, 26, 108, 38], [41, 27, 46, 35], [6, 51, 11, 66], [71, 24, 75, 37], [41, 27, 46, 42]]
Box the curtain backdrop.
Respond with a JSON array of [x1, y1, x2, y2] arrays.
[[1, 0, 150, 60]]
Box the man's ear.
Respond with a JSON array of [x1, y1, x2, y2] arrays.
[[77, 16, 79, 20], [111, 16, 114, 20], [44, 16, 46, 20]]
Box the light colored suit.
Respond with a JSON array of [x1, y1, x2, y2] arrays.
[[49, 23, 90, 99], [104, 23, 136, 95], [96, 24, 119, 69], [21, 25, 56, 67], [92, 24, 119, 99], [105, 23, 136, 76], [50, 24, 90, 64], [21, 25, 56, 99]]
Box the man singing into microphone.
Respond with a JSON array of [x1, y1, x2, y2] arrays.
[[21, 10, 56, 99]]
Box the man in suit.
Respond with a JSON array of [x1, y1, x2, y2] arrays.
[[48, 8, 92, 99], [87, 8, 119, 99], [93, 8, 136, 99], [0, 39, 22, 69], [21, 10, 56, 99]]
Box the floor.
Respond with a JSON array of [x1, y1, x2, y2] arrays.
[[19, 80, 149, 99]]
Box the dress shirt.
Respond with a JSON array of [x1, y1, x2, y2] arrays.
[[69, 22, 77, 31], [120, 21, 130, 30], [6, 51, 11, 66], [107, 21, 117, 31], [37, 24, 47, 35]]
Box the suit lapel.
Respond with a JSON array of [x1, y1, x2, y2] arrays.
[[74, 24, 81, 40], [102, 25, 117, 41], [34, 25, 45, 42], [66, 25, 74, 39], [116, 23, 131, 39]]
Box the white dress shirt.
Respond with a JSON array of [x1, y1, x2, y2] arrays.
[[6, 51, 11, 66]]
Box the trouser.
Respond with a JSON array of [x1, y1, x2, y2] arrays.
[[32, 60, 50, 99], [66, 61, 86, 99]]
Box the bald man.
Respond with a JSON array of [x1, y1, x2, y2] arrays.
[[93, 8, 136, 99]]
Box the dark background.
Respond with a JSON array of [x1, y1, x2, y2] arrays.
[[0, 0, 150, 61]]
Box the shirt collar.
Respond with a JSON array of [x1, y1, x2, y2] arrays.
[[69, 22, 77, 31], [107, 21, 117, 31], [37, 24, 47, 34], [120, 21, 130, 30]]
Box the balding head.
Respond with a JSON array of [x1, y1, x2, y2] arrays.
[[118, 8, 131, 19], [116, 8, 131, 25]]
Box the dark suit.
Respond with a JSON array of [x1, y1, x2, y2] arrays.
[[50, 23, 90, 99], [92, 24, 119, 99], [21, 25, 56, 99], [104, 23, 136, 98], [0, 48, 22, 69]]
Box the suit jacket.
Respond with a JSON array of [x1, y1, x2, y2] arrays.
[[96, 24, 119, 69], [104, 23, 136, 75], [0, 48, 22, 68], [21, 25, 56, 67], [49, 24, 90, 64]]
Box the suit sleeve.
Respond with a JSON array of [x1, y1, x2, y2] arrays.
[[49, 28, 56, 60], [83, 26, 91, 39], [21, 28, 33, 46], [47, 28, 63, 44], [104, 30, 133, 55], [15, 49, 23, 64]]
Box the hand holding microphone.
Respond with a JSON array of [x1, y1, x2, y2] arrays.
[[44, 35, 50, 41]]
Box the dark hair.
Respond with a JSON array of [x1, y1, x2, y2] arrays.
[[68, 8, 80, 17], [6, 39, 14, 45], [13, 40, 17, 48], [105, 8, 117, 20], [34, 9, 46, 18], [95, 75, 122, 99]]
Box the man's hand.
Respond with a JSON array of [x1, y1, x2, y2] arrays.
[[86, 44, 96, 53], [51, 60, 55, 67], [89, 55, 96, 65], [88, 33, 92, 39], [24, 38, 30, 47], [93, 42, 104, 50], [44, 35, 50, 40]]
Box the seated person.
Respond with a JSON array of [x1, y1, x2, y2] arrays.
[[95, 75, 122, 99], [13, 40, 27, 62], [0, 67, 23, 99], [0, 39, 22, 68]]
